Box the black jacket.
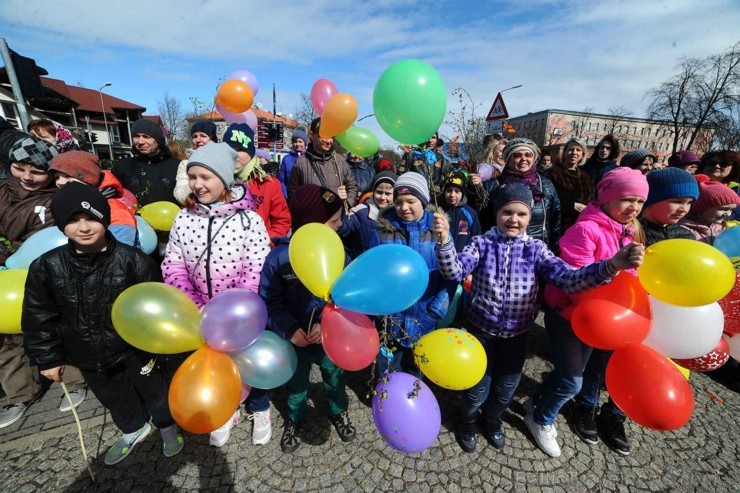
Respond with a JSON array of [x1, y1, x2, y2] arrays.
[[640, 218, 695, 247], [22, 233, 161, 372], [111, 147, 180, 206]]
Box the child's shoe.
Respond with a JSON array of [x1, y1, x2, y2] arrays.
[[281, 420, 302, 453], [329, 411, 356, 442], [571, 404, 598, 445], [248, 409, 272, 445], [597, 414, 630, 456], [523, 398, 561, 458], [104, 422, 152, 466], [456, 424, 477, 453], [160, 424, 184, 457], [209, 410, 240, 447], [484, 419, 505, 450]]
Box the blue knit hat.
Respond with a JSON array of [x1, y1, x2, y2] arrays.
[[645, 168, 699, 206], [223, 123, 255, 157], [394, 172, 430, 207], [190, 120, 218, 142]]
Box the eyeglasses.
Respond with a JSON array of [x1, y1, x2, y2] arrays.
[[512, 151, 534, 159]]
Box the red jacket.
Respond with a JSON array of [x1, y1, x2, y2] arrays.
[[248, 177, 291, 240]]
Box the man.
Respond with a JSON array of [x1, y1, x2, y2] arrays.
[[112, 119, 180, 206], [401, 131, 451, 195], [287, 118, 358, 207], [346, 152, 375, 197], [278, 128, 308, 197], [538, 152, 553, 172]]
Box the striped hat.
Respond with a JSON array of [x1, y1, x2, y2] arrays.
[[394, 172, 430, 207]]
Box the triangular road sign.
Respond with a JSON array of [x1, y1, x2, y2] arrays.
[[486, 92, 509, 121]]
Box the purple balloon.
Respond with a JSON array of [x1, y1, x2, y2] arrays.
[[227, 70, 259, 97], [200, 289, 267, 352], [372, 372, 441, 453], [216, 104, 258, 130]]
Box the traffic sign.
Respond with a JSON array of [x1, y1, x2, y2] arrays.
[[485, 92, 509, 121]]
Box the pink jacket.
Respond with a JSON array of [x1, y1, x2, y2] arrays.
[[678, 214, 724, 244], [544, 201, 636, 317], [162, 182, 270, 308]]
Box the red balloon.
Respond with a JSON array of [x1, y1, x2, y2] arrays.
[[718, 271, 740, 335], [673, 337, 730, 372], [606, 345, 694, 431], [321, 304, 379, 371]]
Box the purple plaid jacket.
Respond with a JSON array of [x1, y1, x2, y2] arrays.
[[435, 227, 616, 338]]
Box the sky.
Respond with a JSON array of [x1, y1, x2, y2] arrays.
[[1, 0, 738, 147]]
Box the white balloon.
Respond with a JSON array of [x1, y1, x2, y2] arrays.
[[643, 296, 724, 359], [724, 334, 740, 361]]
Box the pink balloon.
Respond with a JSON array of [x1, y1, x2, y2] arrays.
[[311, 78, 338, 116], [244, 109, 258, 130], [217, 105, 258, 130], [227, 70, 259, 97], [239, 383, 252, 404]]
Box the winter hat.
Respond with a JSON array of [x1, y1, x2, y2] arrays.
[[597, 167, 649, 205], [620, 149, 655, 169], [503, 138, 539, 163], [443, 171, 467, 198], [190, 121, 218, 142], [51, 181, 111, 230], [131, 119, 165, 147], [291, 129, 309, 145], [692, 174, 740, 213], [645, 168, 699, 206], [494, 183, 533, 213], [668, 150, 700, 168], [255, 148, 270, 161], [288, 184, 342, 230], [187, 142, 238, 188], [10, 136, 58, 169], [371, 171, 397, 192], [223, 123, 255, 157], [394, 171, 430, 207], [49, 151, 103, 186]]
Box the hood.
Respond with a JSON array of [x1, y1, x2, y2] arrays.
[[99, 170, 124, 199], [377, 204, 437, 233], [1, 175, 56, 201], [305, 144, 334, 163], [484, 224, 530, 242], [577, 201, 632, 238], [191, 181, 255, 218]]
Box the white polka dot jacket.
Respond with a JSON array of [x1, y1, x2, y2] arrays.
[[161, 181, 271, 307]]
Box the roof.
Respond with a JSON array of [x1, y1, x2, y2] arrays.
[[40, 77, 146, 114], [142, 115, 163, 125], [188, 108, 299, 128]]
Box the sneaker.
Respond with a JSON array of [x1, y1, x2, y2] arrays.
[[248, 409, 272, 445], [329, 411, 356, 442], [160, 424, 184, 458], [0, 403, 27, 429], [484, 419, 505, 450], [59, 388, 87, 412], [456, 426, 477, 453], [523, 399, 561, 458], [281, 420, 302, 454], [104, 423, 152, 466], [571, 404, 598, 445], [597, 415, 630, 456], [209, 410, 240, 447]]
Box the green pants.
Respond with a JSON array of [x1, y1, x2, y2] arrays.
[[286, 345, 348, 423]]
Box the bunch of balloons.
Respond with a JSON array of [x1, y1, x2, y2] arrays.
[[216, 70, 259, 129]]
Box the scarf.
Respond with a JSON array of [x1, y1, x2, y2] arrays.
[[235, 155, 267, 183], [499, 165, 544, 201]]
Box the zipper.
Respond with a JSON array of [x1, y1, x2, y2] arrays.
[[205, 215, 215, 299], [501, 237, 512, 321]]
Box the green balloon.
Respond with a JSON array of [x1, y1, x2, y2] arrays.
[[336, 126, 380, 158], [373, 59, 446, 145]]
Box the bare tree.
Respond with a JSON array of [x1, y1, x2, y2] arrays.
[[294, 93, 317, 127], [711, 103, 740, 150], [158, 92, 187, 143], [646, 42, 740, 153], [604, 106, 635, 134], [570, 107, 594, 138], [445, 87, 487, 165]]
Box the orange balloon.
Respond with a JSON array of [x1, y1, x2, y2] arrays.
[[319, 93, 358, 138], [168, 346, 242, 434], [216, 79, 254, 113]]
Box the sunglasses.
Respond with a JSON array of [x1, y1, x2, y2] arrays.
[[708, 161, 732, 168], [512, 151, 534, 159]]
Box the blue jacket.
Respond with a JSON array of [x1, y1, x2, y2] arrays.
[[337, 198, 386, 259], [277, 150, 302, 197], [348, 160, 376, 195], [439, 199, 481, 252]]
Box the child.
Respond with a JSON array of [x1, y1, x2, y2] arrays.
[[679, 174, 740, 244], [49, 150, 138, 246], [162, 142, 271, 447], [433, 183, 643, 453], [259, 184, 355, 453], [640, 167, 699, 244], [528, 167, 648, 458], [22, 182, 183, 465], [439, 171, 481, 252]]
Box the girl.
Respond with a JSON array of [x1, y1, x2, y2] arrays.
[[162, 142, 270, 448], [679, 174, 740, 244], [527, 167, 648, 458], [172, 121, 219, 204], [433, 183, 642, 453]]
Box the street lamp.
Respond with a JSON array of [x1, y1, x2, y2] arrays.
[[500, 84, 523, 94], [99, 82, 113, 159]]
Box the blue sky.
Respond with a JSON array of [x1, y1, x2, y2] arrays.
[[1, 0, 738, 147]]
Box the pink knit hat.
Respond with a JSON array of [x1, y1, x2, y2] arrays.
[[597, 167, 649, 205], [692, 174, 740, 213]]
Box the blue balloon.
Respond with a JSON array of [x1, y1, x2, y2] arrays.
[[714, 226, 740, 259], [331, 244, 429, 316], [6, 227, 67, 269], [437, 283, 462, 329], [229, 331, 297, 389], [136, 216, 157, 254]]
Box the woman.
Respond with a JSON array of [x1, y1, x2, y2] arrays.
[[547, 137, 593, 235], [172, 121, 219, 203], [699, 150, 740, 191]]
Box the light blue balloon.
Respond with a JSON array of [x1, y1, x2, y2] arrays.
[[714, 226, 740, 259], [437, 284, 463, 328], [136, 216, 157, 254], [331, 244, 429, 316], [6, 227, 67, 269], [229, 331, 297, 390]]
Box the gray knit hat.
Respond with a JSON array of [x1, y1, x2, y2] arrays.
[[394, 171, 430, 207], [10, 136, 59, 169], [187, 142, 238, 188], [620, 149, 655, 170], [503, 138, 539, 164], [494, 183, 533, 213], [291, 129, 309, 145]]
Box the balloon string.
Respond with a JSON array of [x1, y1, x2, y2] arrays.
[[61, 382, 95, 482], [307, 307, 317, 334]]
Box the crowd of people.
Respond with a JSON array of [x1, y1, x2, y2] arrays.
[[0, 113, 738, 466]]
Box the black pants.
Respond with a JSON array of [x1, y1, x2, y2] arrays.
[[81, 351, 174, 434]]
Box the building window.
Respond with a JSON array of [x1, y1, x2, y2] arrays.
[[0, 102, 19, 128], [633, 127, 638, 135], [594, 123, 599, 132], [616, 125, 622, 133], [587, 122, 592, 131], [645, 128, 651, 137]]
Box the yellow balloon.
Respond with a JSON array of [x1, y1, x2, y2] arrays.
[[111, 282, 204, 354], [289, 223, 345, 300], [638, 239, 735, 307], [413, 328, 486, 390], [139, 201, 181, 231], [669, 358, 691, 380], [0, 269, 28, 334]]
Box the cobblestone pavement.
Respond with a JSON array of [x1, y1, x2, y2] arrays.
[[1, 318, 738, 492]]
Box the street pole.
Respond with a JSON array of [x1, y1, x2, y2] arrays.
[[0, 37, 31, 129], [99, 82, 113, 159]]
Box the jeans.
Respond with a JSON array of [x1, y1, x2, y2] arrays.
[[375, 346, 422, 379], [531, 307, 594, 426], [576, 349, 625, 421], [459, 332, 528, 430], [245, 388, 270, 413], [286, 345, 348, 423]]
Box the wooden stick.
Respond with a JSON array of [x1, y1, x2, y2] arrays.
[[61, 382, 95, 482]]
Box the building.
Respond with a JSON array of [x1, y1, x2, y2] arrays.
[[501, 109, 715, 163]]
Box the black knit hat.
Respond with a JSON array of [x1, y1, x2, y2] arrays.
[[370, 171, 397, 192], [51, 181, 111, 231], [289, 184, 342, 230], [443, 171, 467, 198], [132, 119, 165, 147], [190, 120, 219, 142], [494, 183, 533, 213]]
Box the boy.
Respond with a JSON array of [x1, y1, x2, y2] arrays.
[[639, 167, 699, 244], [440, 171, 481, 252], [259, 184, 355, 453], [22, 182, 183, 465]]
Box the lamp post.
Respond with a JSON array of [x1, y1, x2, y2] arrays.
[[500, 84, 523, 94], [99, 82, 113, 159]]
